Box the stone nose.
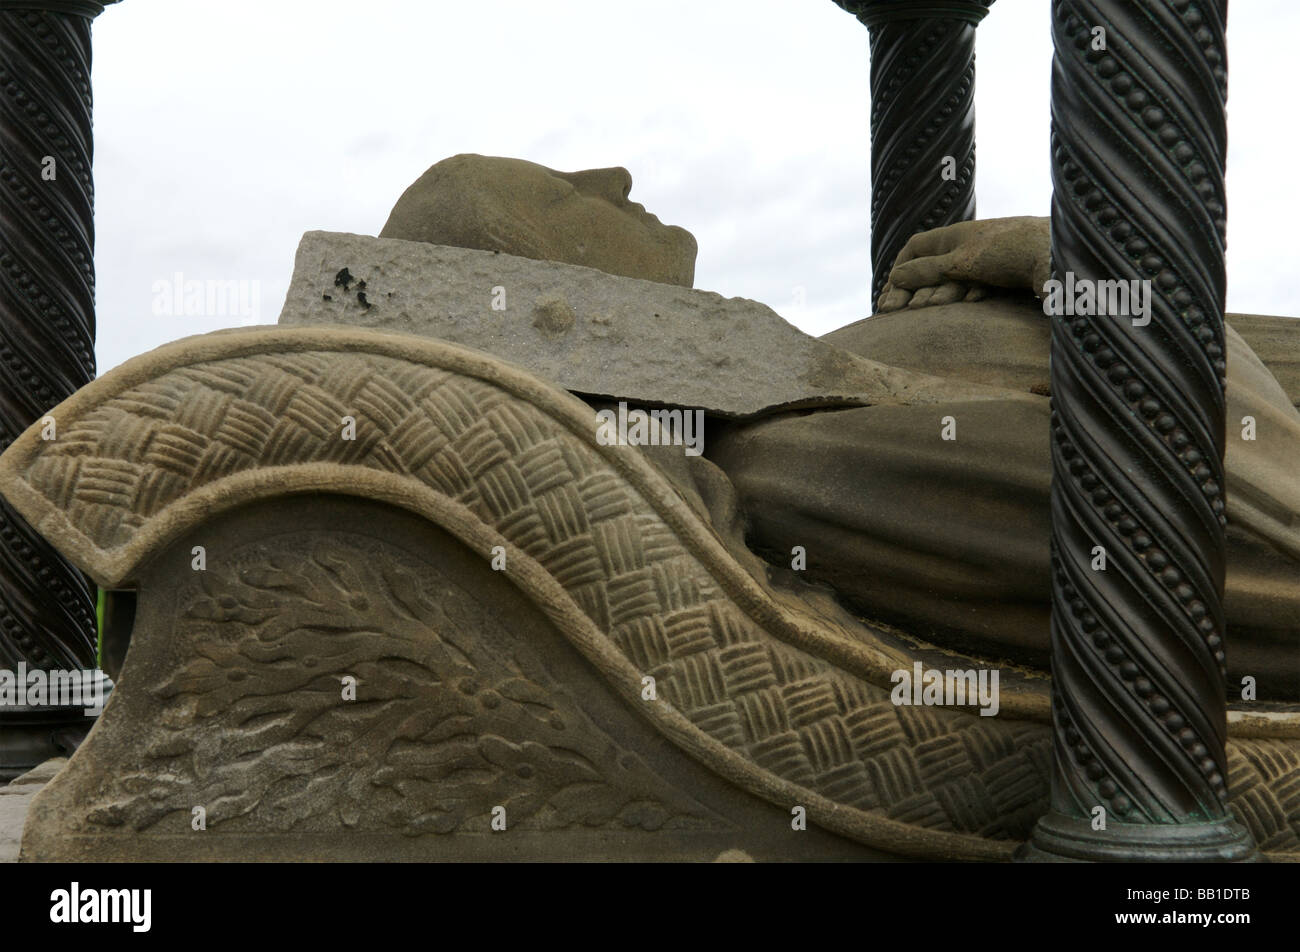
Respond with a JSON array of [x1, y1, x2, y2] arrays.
[[564, 167, 633, 205]]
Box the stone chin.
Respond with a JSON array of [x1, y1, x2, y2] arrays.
[[380, 153, 698, 287]]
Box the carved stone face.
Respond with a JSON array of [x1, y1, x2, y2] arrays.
[[379, 154, 698, 287]]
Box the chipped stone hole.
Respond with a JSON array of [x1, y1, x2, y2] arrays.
[[329, 266, 383, 309]]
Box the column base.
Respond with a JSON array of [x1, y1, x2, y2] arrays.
[[0, 671, 111, 782], [1017, 811, 1260, 863]]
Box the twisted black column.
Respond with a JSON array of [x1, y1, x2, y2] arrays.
[[1025, 0, 1254, 861], [832, 0, 994, 309], [0, 0, 116, 778]]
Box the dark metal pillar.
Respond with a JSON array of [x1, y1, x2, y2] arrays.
[[0, 0, 117, 780], [1024, 0, 1255, 861], [832, 0, 994, 309]]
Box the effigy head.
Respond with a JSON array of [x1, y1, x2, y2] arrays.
[[379, 153, 698, 287]]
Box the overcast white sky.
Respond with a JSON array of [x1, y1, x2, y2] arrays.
[[88, 0, 1300, 373]]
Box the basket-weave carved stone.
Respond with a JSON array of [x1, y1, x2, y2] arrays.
[[2, 327, 1298, 861]]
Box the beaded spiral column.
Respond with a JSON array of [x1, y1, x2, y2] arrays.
[[831, 0, 994, 309], [0, 0, 117, 779], [1024, 0, 1255, 861]]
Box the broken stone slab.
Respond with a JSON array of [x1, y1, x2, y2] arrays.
[[277, 231, 1029, 417]]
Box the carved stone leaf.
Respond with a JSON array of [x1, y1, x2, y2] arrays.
[[96, 527, 716, 836]]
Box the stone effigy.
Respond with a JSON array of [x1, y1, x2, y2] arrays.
[[5, 153, 1300, 861], [287, 157, 1300, 698]]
